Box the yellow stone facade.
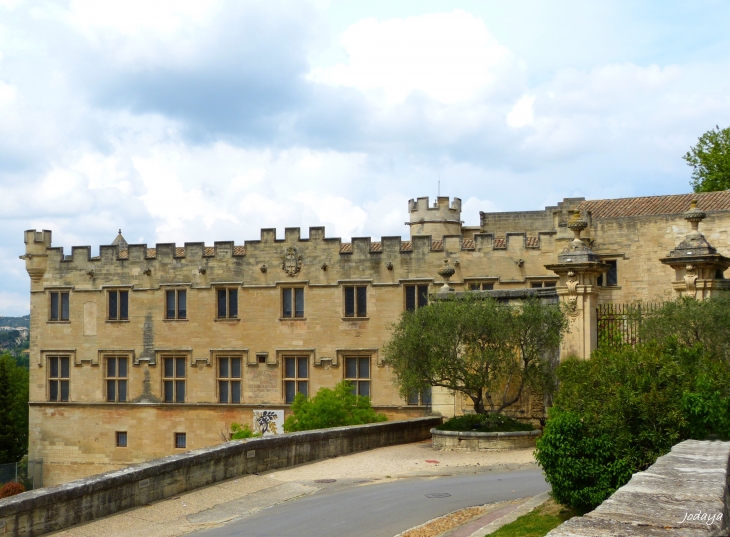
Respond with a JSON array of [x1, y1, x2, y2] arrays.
[[23, 192, 730, 486]]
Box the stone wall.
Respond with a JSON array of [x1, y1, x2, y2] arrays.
[[0, 417, 441, 537], [547, 439, 730, 536]]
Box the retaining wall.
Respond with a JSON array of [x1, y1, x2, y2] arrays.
[[430, 429, 540, 451], [0, 417, 441, 537], [547, 439, 730, 536]]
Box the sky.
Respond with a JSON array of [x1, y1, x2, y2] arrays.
[[1, 0, 730, 315]]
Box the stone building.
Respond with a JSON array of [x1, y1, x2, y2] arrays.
[[22, 191, 730, 486]]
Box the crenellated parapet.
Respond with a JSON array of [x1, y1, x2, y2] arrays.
[[407, 196, 462, 240]]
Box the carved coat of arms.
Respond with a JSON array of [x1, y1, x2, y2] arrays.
[[281, 247, 302, 277]]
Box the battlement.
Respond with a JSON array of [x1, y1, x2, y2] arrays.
[[408, 196, 461, 222]]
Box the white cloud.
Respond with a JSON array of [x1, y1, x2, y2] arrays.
[[309, 10, 516, 105], [506, 95, 535, 128]]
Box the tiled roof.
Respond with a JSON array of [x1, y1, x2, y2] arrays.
[[493, 237, 506, 249], [204, 247, 215, 256], [461, 239, 475, 249], [175, 247, 185, 257], [400, 241, 412, 252], [578, 191, 730, 219], [145, 248, 156, 259], [340, 243, 352, 253], [118, 250, 129, 259], [526, 236, 539, 248], [369, 242, 382, 252], [233, 246, 246, 256], [430, 240, 443, 251]]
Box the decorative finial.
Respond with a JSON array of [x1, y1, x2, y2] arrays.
[[437, 259, 455, 293], [118, 229, 122, 234], [567, 213, 588, 244], [684, 198, 706, 236]]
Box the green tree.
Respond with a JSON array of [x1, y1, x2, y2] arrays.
[[0, 353, 29, 464], [383, 295, 567, 415], [536, 296, 730, 513], [283, 380, 387, 432], [684, 125, 730, 192]]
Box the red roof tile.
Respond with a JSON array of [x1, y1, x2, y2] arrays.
[[118, 250, 128, 259], [526, 236, 539, 248], [493, 237, 506, 249], [369, 242, 382, 252], [578, 191, 730, 219], [233, 246, 245, 256], [204, 247, 215, 256], [400, 241, 412, 252], [340, 243, 352, 253], [430, 240, 443, 251], [461, 239, 475, 250], [145, 248, 156, 259]]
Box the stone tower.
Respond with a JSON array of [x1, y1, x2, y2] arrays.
[[407, 196, 462, 240]]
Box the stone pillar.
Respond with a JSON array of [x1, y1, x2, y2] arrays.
[[545, 216, 609, 360], [660, 200, 730, 300]]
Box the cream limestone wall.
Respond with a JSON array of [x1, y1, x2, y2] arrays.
[[24, 196, 730, 486]]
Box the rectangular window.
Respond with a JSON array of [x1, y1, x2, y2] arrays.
[[49, 291, 70, 321], [407, 387, 432, 406], [344, 286, 367, 317], [105, 356, 128, 402], [218, 356, 242, 403], [468, 282, 494, 291], [598, 260, 618, 287], [217, 288, 238, 319], [163, 356, 186, 403], [282, 288, 304, 318], [116, 431, 127, 448], [108, 290, 129, 320], [284, 356, 308, 403], [175, 432, 186, 449], [344, 356, 370, 397], [48, 355, 70, 402], [530, 282, 543, 288], [165, 290, 187, 319], [405, 284, 429, 312]]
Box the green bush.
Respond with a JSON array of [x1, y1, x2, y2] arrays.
[[437, 413, 533, 433], [284, 380, 387, 432], [535, 340, 730, 513], [230, 423, 261, 440]]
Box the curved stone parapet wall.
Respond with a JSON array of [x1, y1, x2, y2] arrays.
[[547, 439, 730, 536], [430, 428, 541, 451]]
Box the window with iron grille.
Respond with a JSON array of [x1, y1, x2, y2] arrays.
[[175, 432, 186, 449], [344, 286, 367, 317], [49, 291, 70, 321], [405, 284, 428, 312], [48, 355, 70, 402], [108, 290, 129, 320], [598, 260, 618, 287], [284, 356, 308, 403], [468, 282, 494, 291], [116, 431, 127, 448], [407, 387, 432, 406], [106, 356, 128, 402], [165, 290, 187, 319], [217, 288, 238, 319], [218, 356, 242, 403], [163, 356, 186, 403], [345, 356, 370, 397], [282, 288, 304, 318]]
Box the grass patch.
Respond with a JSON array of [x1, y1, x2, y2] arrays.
[[487, 498, 576, 537], [436, 413, 534, 433]]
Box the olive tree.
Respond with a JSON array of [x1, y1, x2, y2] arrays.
[[383, 295, 567, 414]]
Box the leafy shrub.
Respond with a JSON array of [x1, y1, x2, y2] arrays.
[[536, 340, 730, 513], [437, 413, 533, 433], [230, 423, 261, 440], [0, 481, 25, 499], [284, 380, 387, 432]]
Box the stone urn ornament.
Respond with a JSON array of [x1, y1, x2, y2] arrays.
[[437, 259, 456, 293]]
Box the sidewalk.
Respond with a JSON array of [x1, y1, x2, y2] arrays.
[[50, 441, 537, 537]]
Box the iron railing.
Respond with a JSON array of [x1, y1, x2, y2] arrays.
[[597, 302, 662, 348]]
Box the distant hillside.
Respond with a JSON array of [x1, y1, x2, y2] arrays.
[[0, 315, 30, 329]]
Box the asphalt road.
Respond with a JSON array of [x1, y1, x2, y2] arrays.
[[187, 468, 549, 537]]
